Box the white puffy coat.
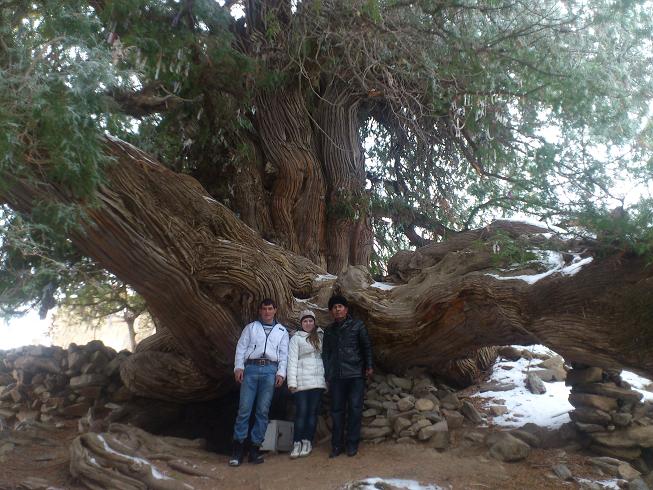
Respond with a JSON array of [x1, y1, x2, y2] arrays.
[[287, 329, 327, 392]]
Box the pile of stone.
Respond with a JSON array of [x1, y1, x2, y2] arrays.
[[0, 341, 132, 429], [567, 364, 653, 469], [359, 371, 484, 449]]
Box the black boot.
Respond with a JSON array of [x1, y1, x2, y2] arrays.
[[248, 444, 264, 464], [346, 443, 358, 457], [329, 446, 342, 458], [228, 440, 245, 467]]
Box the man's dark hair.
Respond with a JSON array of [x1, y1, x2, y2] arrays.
[[259, 298, 277, 309], [328, 295, 348, 310]]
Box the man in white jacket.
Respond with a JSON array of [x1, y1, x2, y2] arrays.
[[229, 298, 289, 466]]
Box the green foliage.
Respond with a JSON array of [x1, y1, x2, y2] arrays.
[[570, 201, 653, 260], [487, 230, 539, 268]]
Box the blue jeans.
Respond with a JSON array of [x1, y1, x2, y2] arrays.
[[233, 363, 276, 445], [329, 377, 365, 449], [293, 389, 323, 442]]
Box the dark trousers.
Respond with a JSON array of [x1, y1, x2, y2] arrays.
[[293, 388, 323, 442], [329, 377, 365, 449]]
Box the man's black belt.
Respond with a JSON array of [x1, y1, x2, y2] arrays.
[[245, 359, 278, 366]]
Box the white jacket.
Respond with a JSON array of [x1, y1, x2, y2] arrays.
[[234, 321, 289, 378], [287, 329, 327, 391]]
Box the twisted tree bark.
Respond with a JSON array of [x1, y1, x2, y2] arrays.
[[2, 138, 652, 401]]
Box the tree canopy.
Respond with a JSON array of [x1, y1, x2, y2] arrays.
[[1, 0, 652, 345]]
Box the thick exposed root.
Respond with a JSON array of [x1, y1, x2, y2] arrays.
[[69, 423, 212, 490]]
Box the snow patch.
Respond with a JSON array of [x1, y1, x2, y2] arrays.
[[315, 273, 337, 282], [348, 478, 443, 490], [622, 371, 653, 401], [476, 345, 572, 428], [486, 253, 593, 284], [576, 478, 623, 489], [96, 434, 176, 482], [370, 282, 397, 290], [500, 216, 568, 234]]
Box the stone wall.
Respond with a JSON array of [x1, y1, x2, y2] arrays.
[[0, 341, 133, 429], [567, 364, 653, 472]]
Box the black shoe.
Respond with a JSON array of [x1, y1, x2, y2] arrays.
[[329, 446, 342, 458], [346, 444, 358, 457], [229, 440, 245, 466], [248, 444, 264, 464]]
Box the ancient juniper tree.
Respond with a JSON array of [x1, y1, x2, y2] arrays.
[[1, 0, 653, 400]]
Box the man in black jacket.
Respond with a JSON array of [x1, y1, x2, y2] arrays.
[[322, 295, 373, 458]]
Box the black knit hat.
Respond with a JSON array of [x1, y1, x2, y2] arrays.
[[328, 295, 348, 310]]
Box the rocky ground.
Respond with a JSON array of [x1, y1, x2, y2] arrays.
[[1, 342, 652, 489]]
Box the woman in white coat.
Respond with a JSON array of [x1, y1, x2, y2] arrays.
[[287, 309, 327, 458]]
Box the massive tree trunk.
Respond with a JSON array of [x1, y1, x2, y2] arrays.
[[2, 139, 652, 401]]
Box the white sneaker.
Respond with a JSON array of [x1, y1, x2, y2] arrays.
[[299, 439, 312, 457], [290, 441, 302, 459]]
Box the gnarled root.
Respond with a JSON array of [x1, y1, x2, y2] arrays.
[[70, 423, 212, 490]]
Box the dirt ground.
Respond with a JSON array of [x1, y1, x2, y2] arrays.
[[0, 420, 611, 490]]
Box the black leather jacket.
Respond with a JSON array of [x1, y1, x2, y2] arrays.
[[322, 315, 373, 380]]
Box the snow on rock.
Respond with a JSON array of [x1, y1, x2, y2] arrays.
[[576, 478, 623, 489], [476, 345, 573, 428], [345, 478, 444, 490]]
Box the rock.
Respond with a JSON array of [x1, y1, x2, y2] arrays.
[[489, 433, 531, 462], [570, 407, 613, 425], [591, 426, 653, 449], [461, 401, 483, 424], [537, 356, 564, 370], [388, 375, 413, 392], [70, 374, 108, 389], [509, 429, 541, 448], [0, 373, 14, 385], [442, 409, 464, 429], [414, 398, 435, 412], [0, 408, 16, 419], [589, 443, 642, 460], [362, 408, 379, 418], [498, 346, 522, 361], [526, 373, 546, 394], [361, 426, 392, 440], [566, 367, 604, 386], [628, 478, 650, 490], [425, 421, 449, 449], [576, 382, 644, 403], [395, 437, 417, 445], [479, 382, 517, 392], [588, 456, 623, 476], [397, 397, 415, 412], [60, 402, 92, 418], [418, 423, 440, 441], [67, 350, 88, 373], [552, 463, 573, 481], [489, 405, 508, 416], [13, 356, 60, 374], [369, 417, 391, 428], [613, 413, 633, 427], [618, 462, 642, 481], [16, 410, 39, 423], [393, 417, 412, 435], [531, 367, 567, 382], [382, 400, 397, 411], [464, 432, 485, 444], [575, 422, 606, 433], [439, 393, 462, 410], [569, 393, 618, 412]]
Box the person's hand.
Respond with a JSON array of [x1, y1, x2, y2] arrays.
[[234, 369, 244, 384], [365, 368, 374, 379], [289, 386, 297, 393], [275, 375, 285, 387]]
